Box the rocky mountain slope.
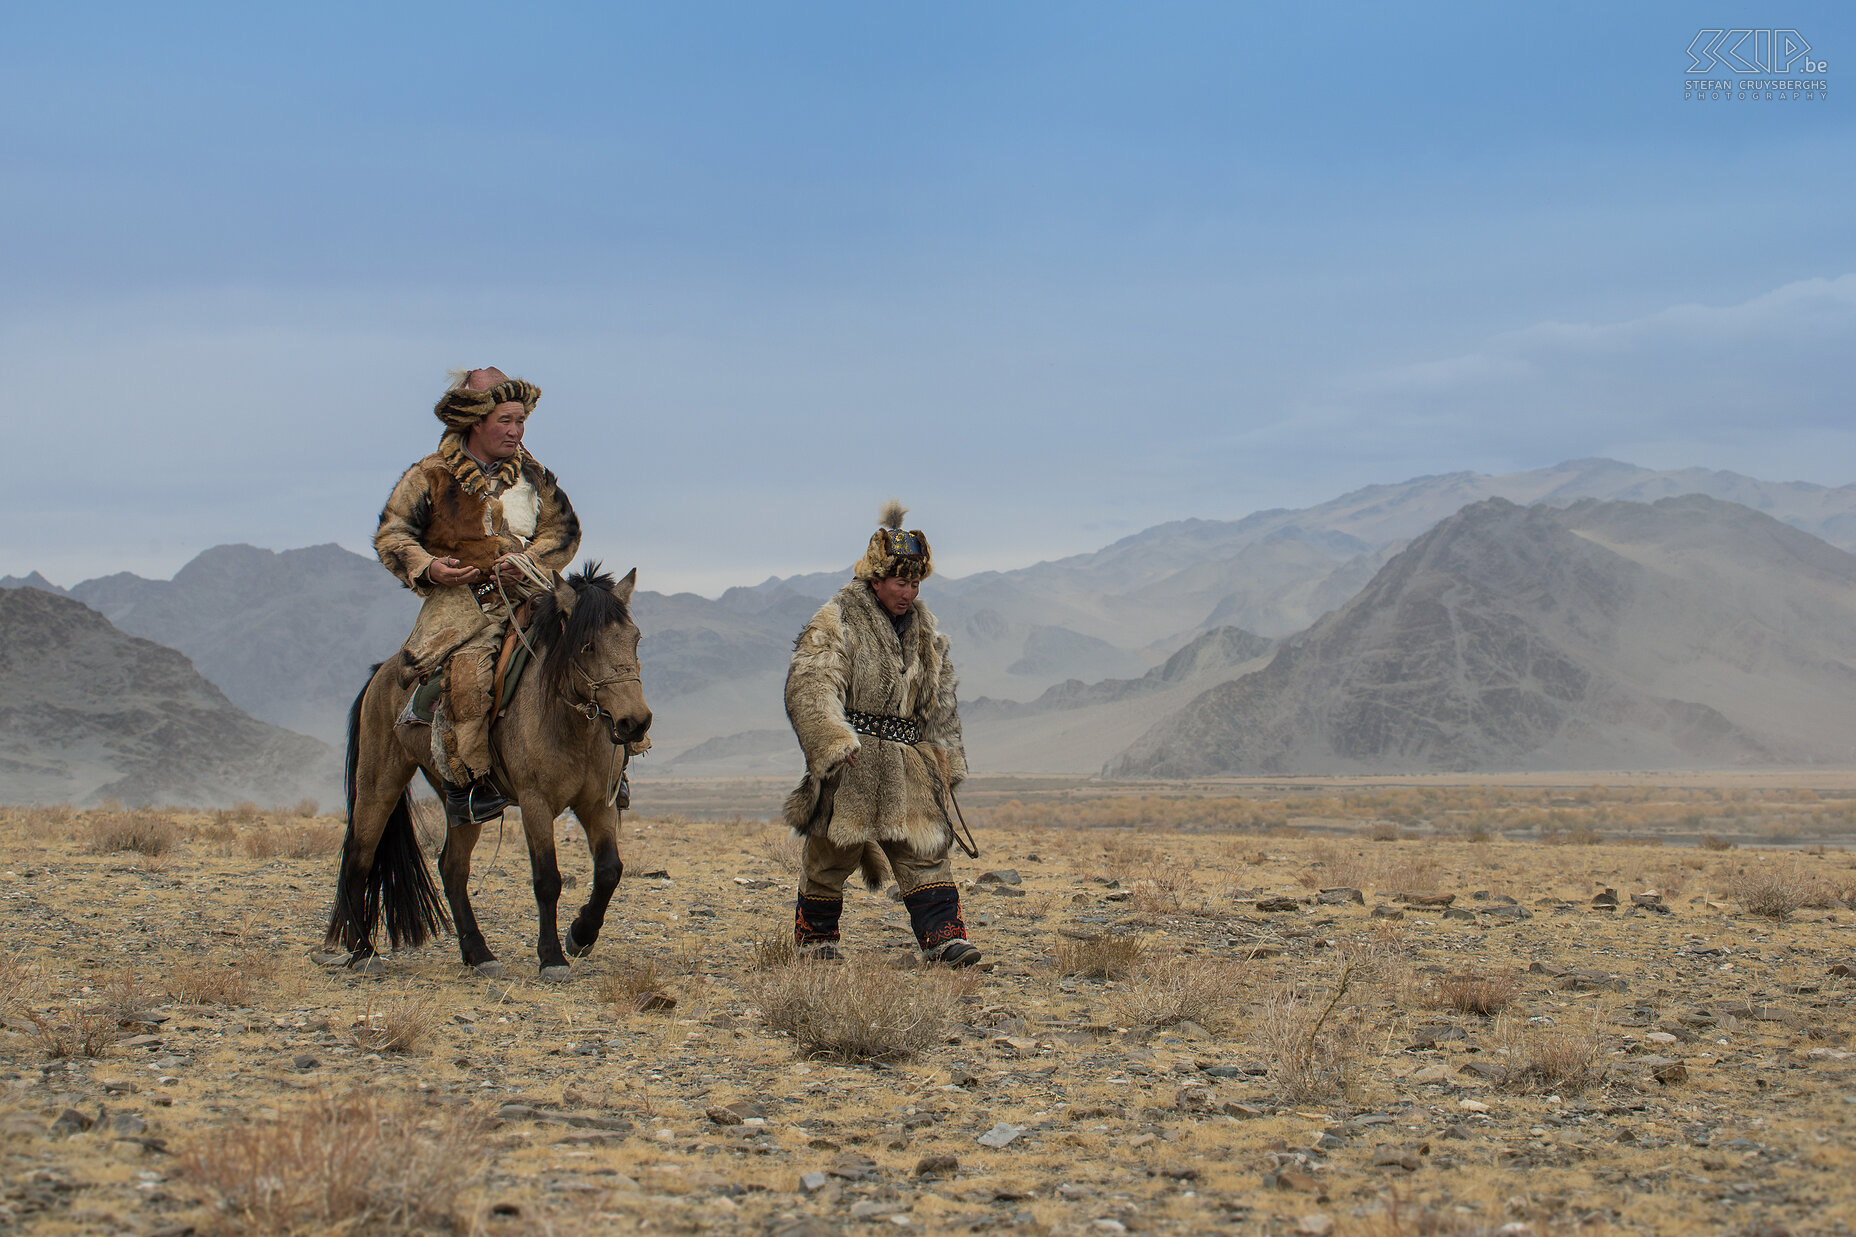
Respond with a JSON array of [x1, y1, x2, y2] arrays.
[[1109, 496, 1856, 777], [0, 588, 339, 806], [63, 544, 421, 744]]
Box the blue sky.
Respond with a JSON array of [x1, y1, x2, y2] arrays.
[[4, 2, 1851, 592]]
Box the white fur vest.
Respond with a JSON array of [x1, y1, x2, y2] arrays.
[[782, 582, 967, 853]]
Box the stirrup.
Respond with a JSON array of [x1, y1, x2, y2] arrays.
[[924, 939, 981, 968], [445, 778, 509, 824]]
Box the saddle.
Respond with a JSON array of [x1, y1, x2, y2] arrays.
[[402, 622, 534, 727]]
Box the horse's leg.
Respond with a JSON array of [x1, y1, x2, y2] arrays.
[[436, 815, 500, 976], [519, 796, 572, 980], [563, 799, 624, 958], [325, 671, 421, 974]]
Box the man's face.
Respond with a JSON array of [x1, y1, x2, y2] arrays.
[[872, 574, 919, 617], [466, 402, 527, 461]]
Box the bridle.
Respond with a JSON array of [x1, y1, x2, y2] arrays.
[[567, 659, 642, 747]]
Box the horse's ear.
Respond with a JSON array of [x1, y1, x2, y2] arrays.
[[613, 568, 637, 605], [552, 575, 577, 615]]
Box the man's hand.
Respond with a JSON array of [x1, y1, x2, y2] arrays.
[[426, 557, 482, 586], [492, 554, 529, 585]]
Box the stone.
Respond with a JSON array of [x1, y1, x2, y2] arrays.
[[706, 1105, 744, 1126], [50, 1108, 92, 1136], [1410, 1026, 1467, 1048], [829, 1153, 878, 1180], [1444, 907, 1476, 922], [1459, 1061, 1506, 1082], [988, 884, 1027, 898], [1057, 1182, 1095, 1200], [1412, 1065, 1452, 1084], [1592, 888, 1619, 907], [850, 1202, 906, 1220], [1175, 1086, 1218, 1113], [1221, 1102, 1266, 1118], [1371, 905, 1405, 920], [635, 992, 677, 1012], [1317, 888, 1365, 906], [947, 1067, 980, 1088], [977, 1122, 1026, 1148], [1398, 892, 1455, 907], [798, 1171, 830, 1193], [976, 870, 1022, 886], [292, 1055, 319, 1070], [1373, 1149, 1422, 1171], [1158, 1164, 1199, 1180], [1295, 1214, 1334, 1235], [1256, 897, 1303, 912], [1653, 1061, 1689, 1085], [915, 1153, 958, 1177]]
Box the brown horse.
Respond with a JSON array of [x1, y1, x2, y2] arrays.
[[323, 563, 652, 979]]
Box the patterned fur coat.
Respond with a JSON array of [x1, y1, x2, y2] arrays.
[[783, 581, 967, 855], [374, 434, 581, 679]]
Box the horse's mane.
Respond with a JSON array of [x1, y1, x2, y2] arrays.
[[529, 561, 632, 701]]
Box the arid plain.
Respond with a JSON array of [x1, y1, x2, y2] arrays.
[[3, 777, 1855, 1237]]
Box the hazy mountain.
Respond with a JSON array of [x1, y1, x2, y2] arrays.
[[0, 588, 339, 806], [66, 544, 421, 744], [1109, 496, 1856, 777], [0, 573, 69, 595]]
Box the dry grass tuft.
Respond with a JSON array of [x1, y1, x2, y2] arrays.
[[1110, 952, 1245, 1029], [168, 958, 270, 1007], [1366, 821, 1402, 842], [758, 829, 803, 878], [599, 959, 682, 1013], [1698, 833, 1736, 851], [749, 952, 972, 1063], [1494, 1014, 1608, 1094], [351, 993, 442, 1054], [87, 810, 179, 857], [0, 948, 40, 1018], [178, 1092, 486, 1235], [1253, 955, 1367, 1101], [750, 935, 797, 970], [99, 966, 162, 1023], [1431, 970, 1519, 1017], [289, 797, 320, 819], [1052, 933, 1146, 981], [30, 1006, 116, 1059], [242, 821, 343, 859]]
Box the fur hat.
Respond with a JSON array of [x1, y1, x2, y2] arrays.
[[433, 366, 542, 432], [853, 500, 933, 582]]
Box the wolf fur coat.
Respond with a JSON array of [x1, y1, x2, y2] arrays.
[[783, 580, 967, 856], [375, 433, 581, 681]]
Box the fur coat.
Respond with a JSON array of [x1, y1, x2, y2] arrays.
[[783, 581, 967, 855], [375, 434, 581, 679]]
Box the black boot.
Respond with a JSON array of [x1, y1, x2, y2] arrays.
[[794, 892, 843, 960], [445, 777, 510, 824], [903, 882, 980, 967]]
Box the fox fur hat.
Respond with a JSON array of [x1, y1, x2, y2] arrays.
[[853, 500, 933, 582], [433, 366, 542, 432]]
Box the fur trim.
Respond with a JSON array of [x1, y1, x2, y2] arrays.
[[434, 376, 542, 431], [500, 474, 540, 540], [879, 499, 908, 529]]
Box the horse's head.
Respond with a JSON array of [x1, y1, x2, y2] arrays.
[[532, 562, 652, 746]]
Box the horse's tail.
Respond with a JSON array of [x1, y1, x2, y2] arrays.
[[325, 666, 451, 953]]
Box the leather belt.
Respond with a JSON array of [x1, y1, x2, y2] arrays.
[[846, 709, 920, 745]]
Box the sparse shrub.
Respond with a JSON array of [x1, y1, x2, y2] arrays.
[[758, 829, 803, 878], [0, 949, 38, 1017], [290, 798, 320, 819], [178, 1093, 486, 1235], [351, 993, 441, 1054], [1431, 971, 1518, 1017], [229, 800, 262, 823], [1110, 952, 1245, 1030], [1254, 955, 1367, 1101], [1052, 933, 1145, 980], [1699, 834, 1735, 851], [87, 810, 178, 857], [99, 966, 160, 1024], [1367, 821, 1401, 842], [749, 953, 970, 1063], [1729, 864, 1813, 919], [242, 821, 342, 860], [1494, 1014, 1607, 1094], [1566, 824, 1604, 846]]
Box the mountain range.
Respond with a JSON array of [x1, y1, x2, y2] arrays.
[[5, 456, 1855, 797]]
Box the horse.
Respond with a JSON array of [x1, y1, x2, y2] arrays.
[[323, 562, 652, 980]]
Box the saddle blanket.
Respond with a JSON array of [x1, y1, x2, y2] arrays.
[[402, 632, 534, 726]]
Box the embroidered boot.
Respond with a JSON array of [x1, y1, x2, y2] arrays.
[[444, 777, 510, 824], [903, 882, 981, 968], [794, 893, 844, 961]]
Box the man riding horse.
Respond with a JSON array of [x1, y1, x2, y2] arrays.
[[375, 366, 581, 822]]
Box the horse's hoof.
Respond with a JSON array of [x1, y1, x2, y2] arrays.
[[473, 960, 505, 978], [539, 964, 572, 983], [351, 955, 386, 975], [564, 925, 593, 958]]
